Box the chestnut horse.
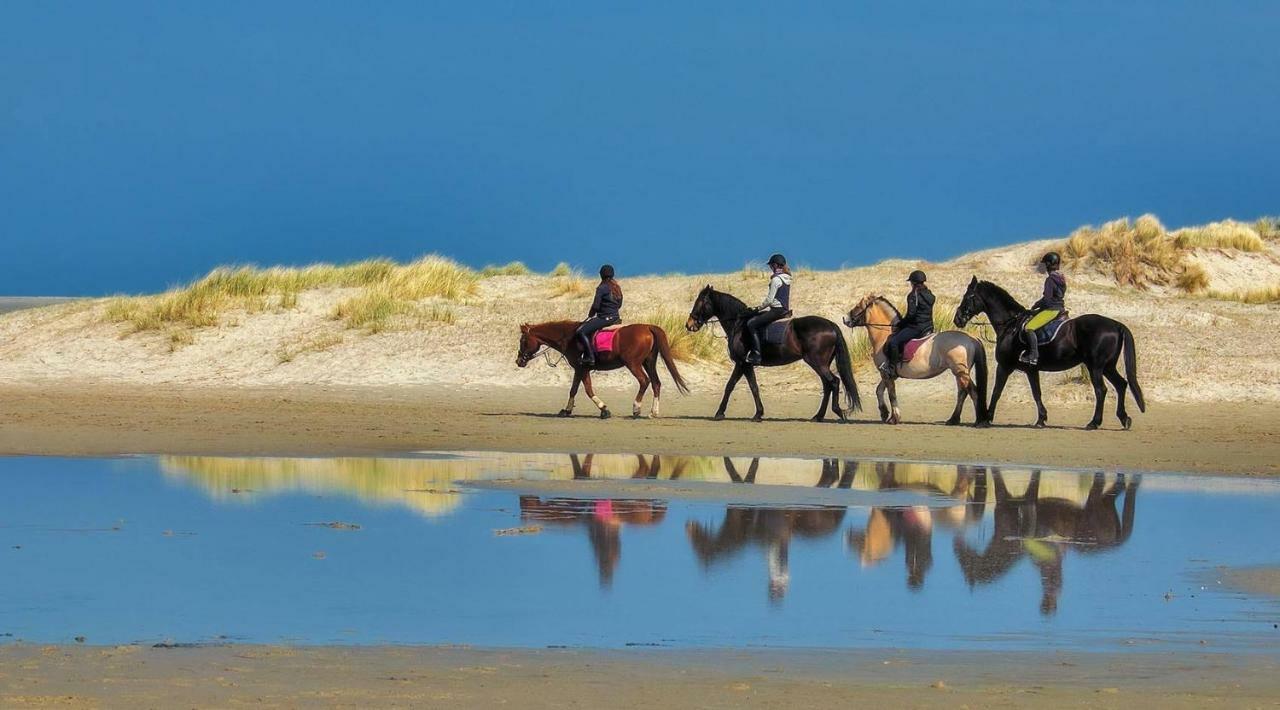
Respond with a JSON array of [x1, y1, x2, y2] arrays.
[[516, 321, 689, 419]]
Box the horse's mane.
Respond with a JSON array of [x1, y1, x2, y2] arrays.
[[976, 280, 1027, 313], [853, 293, 902, 321], [703, 286, 750, 315]]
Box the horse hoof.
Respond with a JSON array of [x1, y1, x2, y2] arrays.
[[600, 409, 611, 420], [945, 418, 961, 426], [973, 420, 991, 429], [556, 409, 572, 418], [810, 415, 825, 423], [1034, 421, 1047, 429], [1085, 421, 1100, 430], [1121, 416, 1133, 430], [713, 413, 725, 421], [751, 414, 764, 423]]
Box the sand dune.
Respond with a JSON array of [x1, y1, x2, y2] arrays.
[[1, 226, 1278, 405]]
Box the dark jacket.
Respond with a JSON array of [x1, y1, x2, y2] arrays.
[[1032, 272, 1066, 311], [900, 287, 935, 332], [589, 281, 623, 319]]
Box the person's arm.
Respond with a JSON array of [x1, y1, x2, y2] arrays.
[[1031, 277, 1051, 310], [588, 283, 604, 317], [760, 275, 781, 309]]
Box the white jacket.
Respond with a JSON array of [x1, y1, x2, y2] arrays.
[[761, 273, 792, 309]]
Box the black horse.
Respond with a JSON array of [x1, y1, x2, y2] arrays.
[[954, 277, 1145, 429], [686, 286, 860, 422]]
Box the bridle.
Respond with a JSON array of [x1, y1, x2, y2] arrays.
[[956, 293, 1010, 343], [517, 334, 567, 368]]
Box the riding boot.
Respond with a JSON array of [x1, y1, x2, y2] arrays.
[[879, 358, 898, 380], [744, 328, 763, 365], [1019, 329, 1039, 366], [577, 332, 595, 367]]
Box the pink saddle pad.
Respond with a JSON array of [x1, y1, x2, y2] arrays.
[[593, 329, 617, 353], [902, 335, 932, 363]]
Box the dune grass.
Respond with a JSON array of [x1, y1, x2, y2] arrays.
[[548, 265, 591, 298], [1209, 285, 1280, 304], [481, 261, 532, 277], [105, 255, 477, 338], [276, 332, 345, 364], [636, 310, 724, 363], [1256, 217, 1280, 241], [1061, 214, 1269, 292]]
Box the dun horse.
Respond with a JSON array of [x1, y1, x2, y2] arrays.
[[844, 294, 989, 426], [954, 277, 1145, 429], [685, 286, 860, 422], [516, 321, 689, 419]]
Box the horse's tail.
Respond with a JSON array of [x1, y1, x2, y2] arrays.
[[1121, 322, 1146, 413], [971, 336, 989, 422], [651, 326, 691, 395], [833, 326, 863, 413]]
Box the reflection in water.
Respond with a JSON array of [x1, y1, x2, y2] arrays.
[[156, 452, 1144, 615]]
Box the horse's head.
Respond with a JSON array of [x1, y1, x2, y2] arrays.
[[844, 294, 888, 328], [954, 276, 984, 328], [686, 285, 716, 332], [515, 323, 542, 367]]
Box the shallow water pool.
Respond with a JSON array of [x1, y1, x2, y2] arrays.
[[1, 452, 1277, 651]]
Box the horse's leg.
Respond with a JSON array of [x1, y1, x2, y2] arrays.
[[626, 361, 650, 418], [743, 365, 765, 422], [582, 372, 611, 419], [886, 378, 901, 425], [1026, 370, 1047, 428], [714, 363, 745, 421], [987, 365, 1011, 424], [559, 368, 584, 417], [875, 378, 890, 422], [1102, 363, 1132, 430], [1085, 364, 1106, 430], [805, 355, 835, 422], [644, 354, 663, 418], [946, 379, 966, 426]]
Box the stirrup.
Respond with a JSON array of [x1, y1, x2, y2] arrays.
[[1018, 352, 1038, 366], [745, 350, 762, 365], [879, 362, 898, 379]]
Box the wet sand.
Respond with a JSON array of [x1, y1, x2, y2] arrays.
[[1, 383, 1278, 476], [2, 644, 1278, 709], [1223, 566, 1280, 597]]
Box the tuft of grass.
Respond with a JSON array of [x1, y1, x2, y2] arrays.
[[331, 286, 409, 333], [1255, 216, 1280, 241], [481, 261, 532, 277], [550, 262, 573, 277], [549, 268, 590, 298], [414, 304, 457, 327], [739, 261, 769, 281], [167, 328, 194, 353], [1175, 262, 1210, 293], [276, 332, 344, 364], [1171, 220, 1266, 252], [637, 310, 724, 363], [1209, 285, 1280, 304]]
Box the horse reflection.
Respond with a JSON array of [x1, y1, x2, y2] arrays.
[[520, 454, 669, 588], [953, 469, 1139, 615], [846, 462, 986, 590], [687, 458, 847, 603]]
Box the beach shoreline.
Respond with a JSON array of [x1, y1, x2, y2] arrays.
[[1, 382, 1277, 476]]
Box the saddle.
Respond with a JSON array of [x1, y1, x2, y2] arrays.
[[902, 334, 934, 363], [762, 314, 792, 345], [592, 324, 623, 354], [1029, 312, 1070, 345]]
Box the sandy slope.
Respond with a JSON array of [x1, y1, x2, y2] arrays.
[[1, 239, 1279, 406]]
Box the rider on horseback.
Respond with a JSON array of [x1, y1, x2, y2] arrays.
[[576, 264, 623, 367], [1019, 252, 1066, 366], [880, 270, 934, 379], [745, 254, 792, 365]]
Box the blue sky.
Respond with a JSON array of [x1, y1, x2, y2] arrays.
[[2, 1, 1277, 295]]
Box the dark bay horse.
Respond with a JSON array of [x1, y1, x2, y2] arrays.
[[516, 321, 689, 419], [954, 277, 1145, 429], [685, 286, 860, 422]]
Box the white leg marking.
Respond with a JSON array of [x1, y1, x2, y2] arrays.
[[633, 398, 643, 416], [651, 397, 661, 418], [591, 395, 607, 410]]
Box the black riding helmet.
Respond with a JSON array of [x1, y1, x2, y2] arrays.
[[599, 264, 615, 279], [907, 269, 927, 284], [1040, 252, 1061, 271], [767, 253, 787, 268]]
